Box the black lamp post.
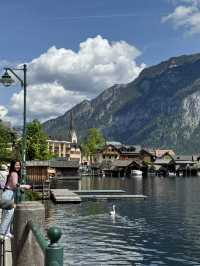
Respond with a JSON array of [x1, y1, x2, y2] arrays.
[[0, 64, 27, 185]]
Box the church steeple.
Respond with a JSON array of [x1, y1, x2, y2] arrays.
[[68, 111, 77, 144]]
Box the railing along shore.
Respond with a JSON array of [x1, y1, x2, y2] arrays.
[[13, 201, 63, 266], [24, 221, 63, 266]]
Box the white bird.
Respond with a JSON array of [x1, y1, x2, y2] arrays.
[[110, 205, 116, 217]]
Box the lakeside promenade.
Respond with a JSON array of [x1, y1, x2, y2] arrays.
[[0, 211, 12, 265], [4, 239, 12, 266]]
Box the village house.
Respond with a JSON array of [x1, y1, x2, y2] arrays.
[[118, 145, 141, 161], [94, 142, 121, 163], [94, 142, 142, 163], [140, 148, 156, 163], [154, 149, 175, 158]]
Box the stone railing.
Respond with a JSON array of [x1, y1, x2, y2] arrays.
[[12, 201, 63, 266]]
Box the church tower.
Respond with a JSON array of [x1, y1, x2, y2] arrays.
[[68, 111, 78, 144]]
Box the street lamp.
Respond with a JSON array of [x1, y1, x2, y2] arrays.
[[0, 64, 27, 185]]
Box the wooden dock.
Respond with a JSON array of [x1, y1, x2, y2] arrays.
[[79, 194, 147, 200], [51, 189, 82, 203], [72, 190, 126, 194], [51, 189, 147, 203], [51, 176, 81, 180]]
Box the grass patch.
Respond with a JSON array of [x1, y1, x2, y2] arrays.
[[24, 190, 41, 201]]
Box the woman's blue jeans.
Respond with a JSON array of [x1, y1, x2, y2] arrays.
[[0, 190, 14, 235]]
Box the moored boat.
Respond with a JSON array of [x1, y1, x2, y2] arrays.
[[131, 170, 143, 177]]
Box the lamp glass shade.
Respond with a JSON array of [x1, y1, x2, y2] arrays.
[[0, 71, 14, 87]]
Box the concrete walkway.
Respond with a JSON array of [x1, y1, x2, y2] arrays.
[[5, 238, 12, 266], [0, 212, 12, 266]]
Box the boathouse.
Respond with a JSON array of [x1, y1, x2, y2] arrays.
[[26, 159, 79, 184], [172, 155, 197, 176], [152, 158, 174, 176], [101, 159, 143, 177]]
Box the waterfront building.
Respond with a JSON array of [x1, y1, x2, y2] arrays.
[[101, 159, 143, 177], [26, 159, 79, 183], [152, 158, 174, 176], [172, 155, 197, 176]]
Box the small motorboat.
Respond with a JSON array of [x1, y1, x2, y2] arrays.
[[131, 170, 143, 177]]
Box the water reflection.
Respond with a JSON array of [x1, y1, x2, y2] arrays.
[[46, 176, 200, 265]]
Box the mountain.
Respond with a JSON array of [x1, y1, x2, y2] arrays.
[[42, 53, 200, 154]]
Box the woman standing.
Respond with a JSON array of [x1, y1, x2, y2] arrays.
[[0, 160, 30, 239]]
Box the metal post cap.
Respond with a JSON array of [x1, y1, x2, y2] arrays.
[[47, 227, 62, 245]]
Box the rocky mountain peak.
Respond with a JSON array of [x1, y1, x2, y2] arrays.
[[43, 52, 200, 154]]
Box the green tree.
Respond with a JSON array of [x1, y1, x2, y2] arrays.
[[26, 119, 52, 160], [0, 122, 16, 163], [81, 128, 105, 161]]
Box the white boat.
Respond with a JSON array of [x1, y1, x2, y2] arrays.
[[131, 170, 143, 177], [168, 172, 175, 177]]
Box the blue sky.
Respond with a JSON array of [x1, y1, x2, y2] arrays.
[[1, 0, 200, 125]]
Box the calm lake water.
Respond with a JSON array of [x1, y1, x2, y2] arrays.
[[45, 176, 200, 266]]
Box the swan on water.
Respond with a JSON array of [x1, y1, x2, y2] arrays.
[[110, 205, 116, 216]]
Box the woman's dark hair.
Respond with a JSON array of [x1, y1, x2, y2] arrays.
[[8, 160, 21, 177], [4, 160, 21, 188]]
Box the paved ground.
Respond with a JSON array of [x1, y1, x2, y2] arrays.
[[0, 211, 12, 266], [4, 238, 12, 266]]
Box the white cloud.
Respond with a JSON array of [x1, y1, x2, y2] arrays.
[[162, 1, 200, 34], [6, 35, 145, 125], [180, 0, 200, 5], [28, 35, 144, 97], [0, 105, 8, 119], [8, 82, 86, 123]]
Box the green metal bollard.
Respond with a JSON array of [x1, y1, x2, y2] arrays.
[[15, 187, 26, 203], [45, 227, 63, 266], [15, 186, 22, 204], [20, 188, 26, 201]]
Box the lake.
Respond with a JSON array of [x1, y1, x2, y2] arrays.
[[45, 176, 200, 266]]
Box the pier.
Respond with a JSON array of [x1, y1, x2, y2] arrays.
[[51, 189, 82, 203], [79, 194, 147, 200], [72, 189, 126, 194], [50, 189, 147, 203]]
